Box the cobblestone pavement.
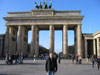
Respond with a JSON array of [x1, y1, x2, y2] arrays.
[[0, 59, 100, 75]]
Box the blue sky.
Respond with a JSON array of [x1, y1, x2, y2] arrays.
[[0, 0, 100, 53]]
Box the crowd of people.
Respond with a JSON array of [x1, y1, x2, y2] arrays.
[[2, 52, 100, 75], [71, 54, 100, 69], [71, 54, 100, 70], [71, 55, 82, 64], [5, 52, 24, 65], [45, 53, 100, 75], [87, 55, 100, 69]]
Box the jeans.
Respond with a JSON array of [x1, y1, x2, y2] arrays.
[[47, 71, 55, 75]]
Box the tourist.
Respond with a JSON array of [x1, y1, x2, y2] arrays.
[[34, 55, 36, 62], [20, 52, 24, 64], [11, 54, 15, 64], [91, 55, 95, 68], [45, 52, 58, 75], [18, 52, 24, 64], [94, 55, 97, 62], [87, 55, 90, 63], [72, 54, 75, 64], [15, 52, 19, 64], [5, 53, 9, 64], [97, 56, 100, 70], [7, 53, 12, 64], [78, 55, 82, 64], [58, 53, 61, 64], [76, 55, 79, 64]]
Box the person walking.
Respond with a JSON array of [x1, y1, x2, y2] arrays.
[[76, 55, 79, 64], [15, 52, 19, 64], [20, 52, 24, 64], [58, 53, 61, 64], [45, 52, 58, 75], [72, 54, 75, 64], [97, 56, 100, 70], [34, 55, 36, 62], [87, 55, 90, 63], [5, 53, 9, 64], [78, 55, 82, 64], [91, 55, 95, 68]]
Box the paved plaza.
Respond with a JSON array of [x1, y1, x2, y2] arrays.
[[0, 59, 100, 75]]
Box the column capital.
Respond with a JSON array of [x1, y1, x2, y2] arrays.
[[49, 25, 54, 26], [63, 25, 68, 31], [31, 25, 36, 28], [18, 25, 22, 26], [31, 24, 35, 25], [63, 24, 68, 26], [77, 24, 82, 27]]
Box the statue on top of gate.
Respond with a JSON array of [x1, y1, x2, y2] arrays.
[[35, 1, 52, 9]]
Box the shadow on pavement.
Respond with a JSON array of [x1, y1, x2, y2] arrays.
[[22, 63, 45, 65], [0, 63, 45, 66], [0, 74, 20, 75]]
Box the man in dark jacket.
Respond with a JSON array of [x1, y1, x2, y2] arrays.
[[45, 52, 58, 75]]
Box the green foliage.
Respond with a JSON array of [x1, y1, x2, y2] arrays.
[[39, 45, 49, 55], [68, 45, 75, 54]]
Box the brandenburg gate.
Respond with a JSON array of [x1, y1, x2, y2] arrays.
[[4, 9, 84, 57]]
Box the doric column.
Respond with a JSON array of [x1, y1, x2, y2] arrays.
[[97, 38, 100, 56], [4, 26, 9, 55], [31, 25, 36, 56], [74, 27, 77, 55], [85, 39, 87, 58], [77, 25, 82, 56], [93, 39, 96, 55], [21, 27, 28, 55], [63, 25, 68, 56], [0, 36, 3, 57], [9, 27, 12, 54], [17, 25, 23, 53], [9, 27, 17, 55], [31, 25, 39, 57], [49, 25, 54, 53], [35, 26, 39, 57]]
